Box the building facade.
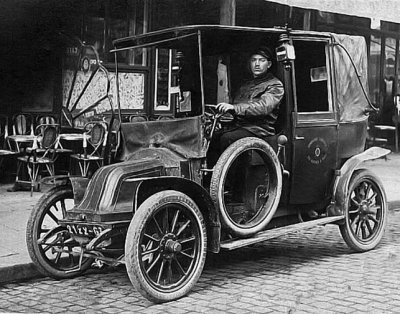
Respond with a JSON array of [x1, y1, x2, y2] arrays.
[[2, 0, 400, 144]]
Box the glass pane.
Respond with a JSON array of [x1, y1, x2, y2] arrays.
[[382, 37, 396, 124], [108, 0, 129, 63], [368, 34, 381, 106], [117, 72, 145, 110], [85, 0, 105, 54], [155, 49, 171, 111], [153, 41, 201, 116], [127, 0, 147, 66], [294, 40, 330, 113]]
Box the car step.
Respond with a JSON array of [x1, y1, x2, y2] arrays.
[[220, 215, 344, 251]]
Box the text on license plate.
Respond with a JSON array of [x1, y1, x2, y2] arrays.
[[66, 224, 104, 237]]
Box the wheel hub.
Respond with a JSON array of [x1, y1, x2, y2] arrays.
[[165, 239, 182, 253], [160, 234, 182, 258], [359, 201, 374, 217]]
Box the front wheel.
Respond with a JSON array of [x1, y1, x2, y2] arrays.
[[26, 185, 93, 279], [339, 169, 387, 252], [125, 190, 207, 303]]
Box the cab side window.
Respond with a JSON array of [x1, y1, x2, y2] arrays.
[[294, 40, 332, 115]]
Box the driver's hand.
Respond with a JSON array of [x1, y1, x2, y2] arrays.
[[216, 102, 235, 114]]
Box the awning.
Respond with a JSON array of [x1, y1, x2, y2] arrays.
[[267, 0, 400, 25]]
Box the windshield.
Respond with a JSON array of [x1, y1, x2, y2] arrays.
[[201, 30, 281, 106], [116, 36, 202, 120], [153, 45, 202, 117]]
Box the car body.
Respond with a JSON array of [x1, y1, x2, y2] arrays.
[[27, 25, 389, 303]]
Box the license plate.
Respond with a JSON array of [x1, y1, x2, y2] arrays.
[[65, 223, 104, 237]]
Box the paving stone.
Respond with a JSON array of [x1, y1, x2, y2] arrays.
[[2, 210, 400, 313]]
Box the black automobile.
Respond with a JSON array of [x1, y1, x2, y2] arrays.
[[27, 25, 389, 303]]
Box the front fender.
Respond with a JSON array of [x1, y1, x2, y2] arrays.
[[39, 175, 89, 206], [328, 146, 390, 216], [70, 176, 90, 205], [72, 158, 164, 217]]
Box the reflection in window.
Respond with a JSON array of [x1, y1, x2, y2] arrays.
[[368, 34, 381, 107], [381, 37, 396, 124], [107, 0, 148, 65], [84, 0, 106, 54], [155, 49, 171, 111], [153, 46, 200, 116], [82, 0, 148, 66]]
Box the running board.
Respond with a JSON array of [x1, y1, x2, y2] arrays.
[[220, 216, 344, 251]]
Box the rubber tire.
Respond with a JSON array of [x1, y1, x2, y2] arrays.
[[339, 169, 387, 252], [26, 185, 92, 279], [210, 137, 282, 237], [125, 190, 207, 303]]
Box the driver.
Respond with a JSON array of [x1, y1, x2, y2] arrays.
[[216, 46, 284, 149]]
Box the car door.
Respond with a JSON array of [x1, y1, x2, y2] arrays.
[[289, 37, 338, 204]]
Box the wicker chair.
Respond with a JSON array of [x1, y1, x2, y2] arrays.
[[16, 124, 60, 195], [70, 121, 108, 177], [0, 114, 16, 173]]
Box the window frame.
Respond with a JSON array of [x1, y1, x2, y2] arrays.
[[292, 36, 336, 123]]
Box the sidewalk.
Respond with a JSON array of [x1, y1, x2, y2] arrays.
[[1, 152, 400, 284]]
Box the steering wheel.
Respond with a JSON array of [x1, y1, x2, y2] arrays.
[[204, 104, 234, 139]]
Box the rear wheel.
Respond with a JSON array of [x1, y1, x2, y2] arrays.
[[210, 137, 282, 237], [125, 190, 207, 303], [340, 169, 387, 252], [26, 185, 92, 278]]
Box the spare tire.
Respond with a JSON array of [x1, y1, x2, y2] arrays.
[[210, 137, 282, 237]]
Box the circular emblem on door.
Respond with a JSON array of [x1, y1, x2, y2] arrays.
[[307, 137, 328, 165]]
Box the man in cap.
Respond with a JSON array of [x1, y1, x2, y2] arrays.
[[216, 46, 284, 149]]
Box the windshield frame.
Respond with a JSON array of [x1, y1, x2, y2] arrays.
[[113, 31, 205, 119]]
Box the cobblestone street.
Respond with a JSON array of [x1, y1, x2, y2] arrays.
[[1, 209, 400, 313]]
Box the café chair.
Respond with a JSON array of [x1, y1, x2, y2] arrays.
[[36, 114, 58, 135], [70, 121, 108, 177], [129, 114, 148, 123], [16, 124, 60, 196], [12, 113, 34, 135], [0, 114, 16, 173]]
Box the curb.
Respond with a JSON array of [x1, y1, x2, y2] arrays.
[[0, 262, 42, 285], [389, 200, 400, 211], [2, 201, 400, 285]]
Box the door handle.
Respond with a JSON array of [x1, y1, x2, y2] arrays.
[[295, 136, 305, 140]]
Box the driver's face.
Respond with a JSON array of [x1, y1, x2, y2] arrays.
[[250, 54, 271, 78]]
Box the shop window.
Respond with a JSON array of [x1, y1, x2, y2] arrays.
[[151, 0, 219, 31], [381, 37, 397, 124], [315, 10, 370, 35], [368, 34, 381, 107], [84, 0, 106, 55], [236, 0, 287, 28], [82, 0, 148, 66], [107, 0, 148, 65]]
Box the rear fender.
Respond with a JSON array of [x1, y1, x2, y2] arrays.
[[137, 177, 221, 253], [328, 147, 390, 216]]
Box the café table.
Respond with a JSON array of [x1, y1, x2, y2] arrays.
[[7, 134, 36, 153], [57, 133, 89, 148], [58, 133, 91, 176]]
